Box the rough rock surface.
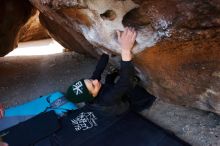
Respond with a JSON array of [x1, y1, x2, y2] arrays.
[[0, 0, 219, 114], [28, 0, 220, 114], [0, 0, 50, 56], [19, 11, 50, 42], [0, 0, 34, 56]]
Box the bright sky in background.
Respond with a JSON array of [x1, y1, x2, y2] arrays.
[[6, 39, 64, 57]]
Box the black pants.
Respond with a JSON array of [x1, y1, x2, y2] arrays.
[[105, 72, 156, 112], [35, 108, 191, 146]]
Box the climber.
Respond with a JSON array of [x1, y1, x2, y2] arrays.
[[0, 27, 190, 146], [66, 27, 156, 114], [46, 27, 189, 146]]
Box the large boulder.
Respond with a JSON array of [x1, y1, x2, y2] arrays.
[[126, 0, 220, 114], [0, 0, 34, 56], [0, 0, 50, 56], [9, 0, 220, 114]]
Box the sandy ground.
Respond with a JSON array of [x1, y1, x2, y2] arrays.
[[0, 52, 220, 146]]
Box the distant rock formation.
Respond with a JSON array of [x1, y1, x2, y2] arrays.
[[1, 0, 220, 114], [19, 11, 50, 42]]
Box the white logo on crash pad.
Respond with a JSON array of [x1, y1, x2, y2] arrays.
[[72, 81, 83, 95], [71, 112, 98, 131]]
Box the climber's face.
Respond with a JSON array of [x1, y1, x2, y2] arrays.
[[84, 79, 102, 97]]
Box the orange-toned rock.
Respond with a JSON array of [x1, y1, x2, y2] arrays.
[[19, 11, 50, 42], [134, 38, 220, 114], [126, 0, 220, 114]]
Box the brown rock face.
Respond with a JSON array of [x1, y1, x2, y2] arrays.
[[126, 0, 220, 114], [134, 39, 220, 114], [25, 0, 220, 114], [19, 11, 50, 42], [0, 0, 34, 56]]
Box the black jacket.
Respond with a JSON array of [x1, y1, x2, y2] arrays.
[[90, 54, 135, 115]]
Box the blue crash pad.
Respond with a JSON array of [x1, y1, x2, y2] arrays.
[[0, 92, 77, 131]]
